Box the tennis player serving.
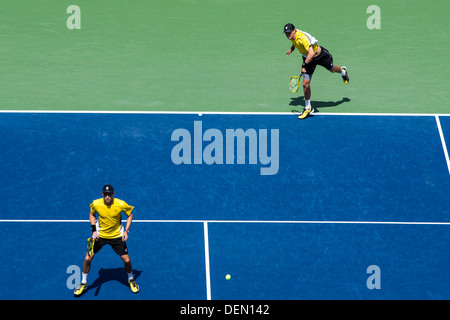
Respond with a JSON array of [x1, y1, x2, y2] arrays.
[[284, 23, 349, 119], [74, 185, 139, 296]]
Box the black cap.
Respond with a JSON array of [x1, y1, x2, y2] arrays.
[[102, 184, 114, 194], [283, 23, 295, 33]]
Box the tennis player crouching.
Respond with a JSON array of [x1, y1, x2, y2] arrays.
[[284, 23, 349, 119], [74, 185, 139, 296]]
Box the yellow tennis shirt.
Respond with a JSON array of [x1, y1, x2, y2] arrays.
[[290, 29, 319, 57], [90, 198, 134, 239]]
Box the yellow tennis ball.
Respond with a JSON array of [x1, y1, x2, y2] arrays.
[[225, 274, 231, 280]]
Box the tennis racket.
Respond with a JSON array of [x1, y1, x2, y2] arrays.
[[87, 237, 95, 257], [289, 74, 302, 93]]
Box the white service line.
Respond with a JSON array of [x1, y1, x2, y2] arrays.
[[203, 221, 212, 300], [435, 115, 450, 175], [1, 219, 449, 225], [1, 110, 450, 117]]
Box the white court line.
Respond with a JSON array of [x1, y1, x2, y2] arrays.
[[1, 219, 449, 225], [203, 222, 212, 301], [435, 115, 450, 175], [1, 110, 450, 117]]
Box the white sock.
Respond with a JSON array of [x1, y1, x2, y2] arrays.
[[82, 273, 88, 284], [305, 99, 311, 110], [128, 272, 134, 280], [341, 68, 347, 76]]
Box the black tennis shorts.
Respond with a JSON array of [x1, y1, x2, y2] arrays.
[[302, 46, 334, 77], [93, 237, 129, 256]]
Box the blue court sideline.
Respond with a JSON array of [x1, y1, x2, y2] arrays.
[[0, 112, 449, 299]]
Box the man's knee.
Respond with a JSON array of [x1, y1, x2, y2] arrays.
[[85, 252, 94, 261], [84, 254, 94, 266], [121, 255, 130, 264], [303, 80, 310, 89]]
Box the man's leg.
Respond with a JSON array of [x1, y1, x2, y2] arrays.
[[121, 254, 139, 293], [330, 65, 342, 73], [316, 46, 349, 83], [121, 254, 132, 274], [330, 64, 349, 83], [298, 76, 314, 119], [74, 252, 94, 296], [303, 78, 311, 103], [82, 237, 103, 283]]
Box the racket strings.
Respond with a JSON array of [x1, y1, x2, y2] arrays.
[[289, 77, 299, 91]]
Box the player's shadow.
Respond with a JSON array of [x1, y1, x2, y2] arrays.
[[88, 267, 143, 296], [290, 97, 351, 113]]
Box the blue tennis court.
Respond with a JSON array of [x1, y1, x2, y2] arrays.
[[1, 112, 449, 300]]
